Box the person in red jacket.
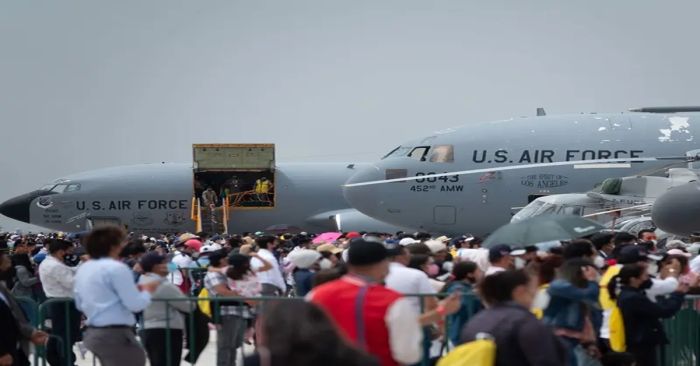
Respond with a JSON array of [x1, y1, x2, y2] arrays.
[[309, 239, 459, 366]]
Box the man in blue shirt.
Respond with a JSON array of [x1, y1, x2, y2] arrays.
[[74, 227, 159, 366]]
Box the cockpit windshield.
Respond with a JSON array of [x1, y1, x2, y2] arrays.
[[382, 144, 454, 162], [42, 183, 81, 193], [382, 146, 413, 159], [512, 200, 583, 222]]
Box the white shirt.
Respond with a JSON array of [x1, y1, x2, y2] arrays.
[[485, 266, 506, 276], [385, 297, 424, 364], [385, 262, 436, 313], [456, 248, 490, 272], [169, 252, 194, 286], [251, 248, 286, 291], [38, 255, 76, 298]]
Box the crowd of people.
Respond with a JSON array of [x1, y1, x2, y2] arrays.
[[0, 226, 698, 366]]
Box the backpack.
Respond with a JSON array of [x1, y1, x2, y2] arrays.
[[609, 305, 626, 352], [197, 287, 212, 318], [437, 334, 496, 366]]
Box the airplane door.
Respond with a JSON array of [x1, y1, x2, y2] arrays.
[[433, 206, 456, 225]]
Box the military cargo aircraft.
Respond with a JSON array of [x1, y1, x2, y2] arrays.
[[0, 162, 411, 234], [343, 107, 700, 234]]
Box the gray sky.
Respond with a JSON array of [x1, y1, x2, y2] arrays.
[[2, 0, 700, 231]]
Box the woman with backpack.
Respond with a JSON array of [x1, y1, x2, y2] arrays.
[[460, 270, 567, 366], [608, 263, 687, 366]]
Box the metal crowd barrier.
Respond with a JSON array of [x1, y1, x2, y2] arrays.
[[14, 295, 700, 366]]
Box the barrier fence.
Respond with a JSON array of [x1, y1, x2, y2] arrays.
[[14, 294, 700, 366]]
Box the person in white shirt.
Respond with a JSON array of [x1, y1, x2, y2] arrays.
[[168, 241, 198, 292], [384, 244, 437, 313], [38, 238, 80, 366], [251, 236, 286, 296], [485, 244, 525, 276]]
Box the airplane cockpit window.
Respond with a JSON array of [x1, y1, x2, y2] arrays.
[[408, 146, 430, 161], [428, 145, 454, 163], [40, 184, 55, 191], [382, 146, 412, 159], [64, 184, 81, 192], [50, 184, 67, 193]]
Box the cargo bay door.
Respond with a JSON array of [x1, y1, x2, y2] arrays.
[[192, 144, 276, 234]]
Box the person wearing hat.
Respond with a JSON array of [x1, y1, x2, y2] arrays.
[[169, 239, 203, 294], [485, 244, 525, 276], [316, 243, 343, 269], [598, 243, 679, 346], [138, 253, 194, 366], [425, 239, 452, 277], [309, 239, 461, 366]]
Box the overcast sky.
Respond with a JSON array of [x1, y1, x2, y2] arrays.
[[2, 0, 700, 231]]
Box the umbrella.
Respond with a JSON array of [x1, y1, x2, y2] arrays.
[[483, 215, 605, 248], [313, 232, 342, 244], [264, 224, 302, 234]]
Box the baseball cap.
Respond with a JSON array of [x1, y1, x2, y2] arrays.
[[450, 234, 475, 246], [346, 232, 362, 239], [617, 245, 662, 264], [185, 239, 202, 252], [435, 236, 451, 243], [488, 244, 526, 262], [399, 237, 419, 246], [347, 239, 388, 266]]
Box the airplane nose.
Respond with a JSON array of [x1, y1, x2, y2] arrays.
[[343, 165, 383, 218], [0, 190, 46, 223]]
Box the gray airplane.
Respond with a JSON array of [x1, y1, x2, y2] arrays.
[[343, 107, 700, 234], [0, 162, 411, 234]]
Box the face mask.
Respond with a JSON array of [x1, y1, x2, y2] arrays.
[[640, 278, 654, 290], [7, 241, 14, 249], [191, 252, 200, 259], [167, 262, 178, 273], [514, 257, 526, 270], [319, 258, 333, 270], [594, 256, 606, 269], [427, 264, 439, 277]]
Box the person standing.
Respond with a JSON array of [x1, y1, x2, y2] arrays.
[[38, 239, 81, 366], [138, 253, 194, 366], [251, 236, 285, 296], [0, 250, 49, 366], [461, 270, 568, 366], [608, 264, 687, 366], [203, 251, 248, 366], [9, 239, 40, 300], [309, 239, 460, 366], [74, 227, 159, 366], [485, 244, 524, 276]]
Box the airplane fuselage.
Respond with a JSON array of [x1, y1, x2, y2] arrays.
[[343, 112, 700, 234]]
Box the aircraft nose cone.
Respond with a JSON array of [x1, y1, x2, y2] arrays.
[[343, 165, 383, 218], [652, 182, 700, 236], [0, 190, 46, 223]]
